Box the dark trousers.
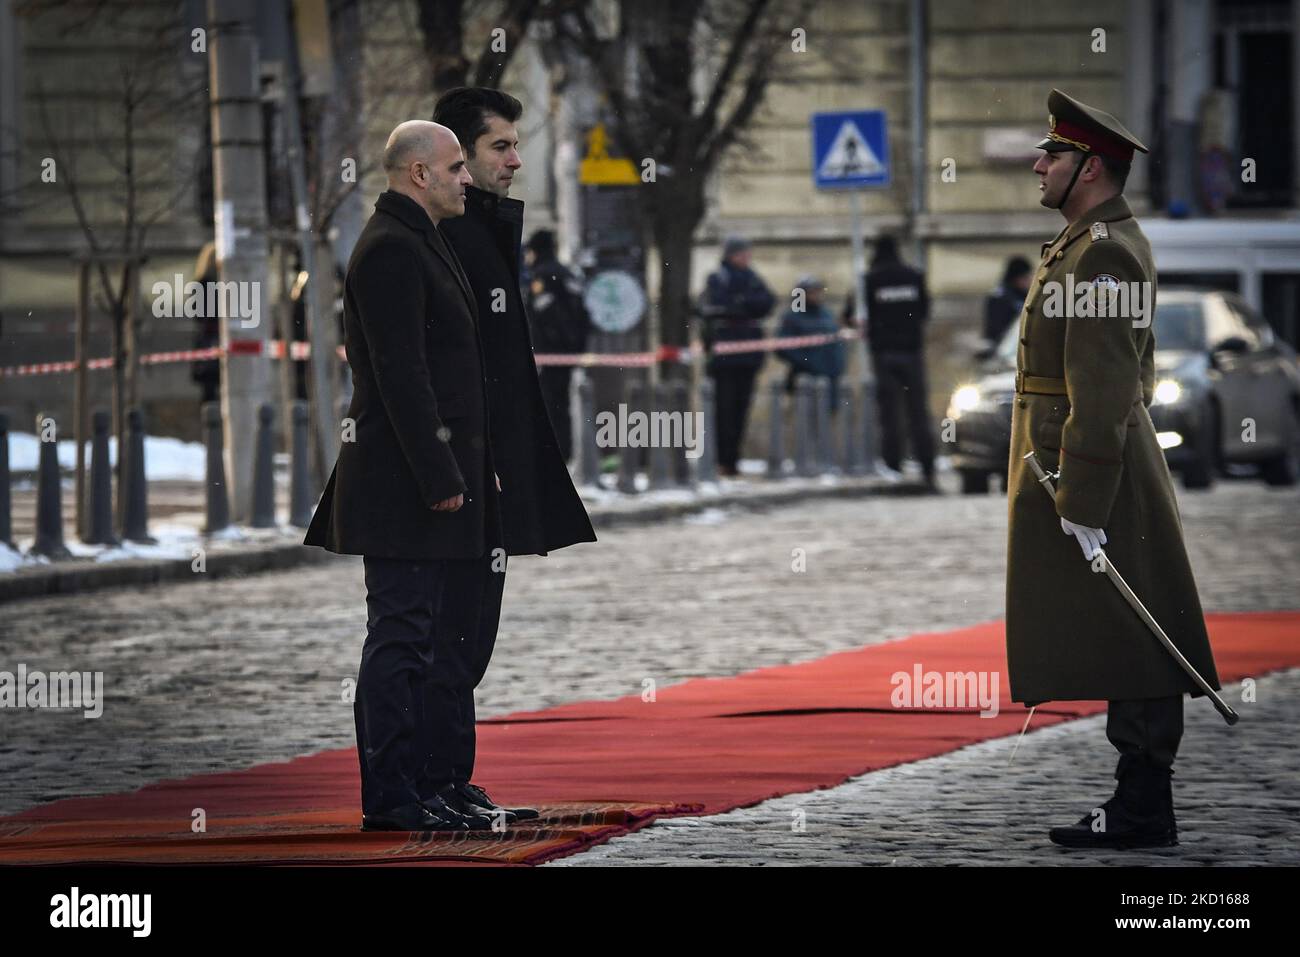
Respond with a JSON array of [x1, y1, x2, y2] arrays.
[[355, 550, 507, 815], [539, 366, 574, 462], [1106, 695, 1184, 772], [711, 365, 760, 472], [871, 350, 935, 479]]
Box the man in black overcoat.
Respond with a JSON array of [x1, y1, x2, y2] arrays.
[[432, 87, 597, 554], [304, 120, 536, 832]]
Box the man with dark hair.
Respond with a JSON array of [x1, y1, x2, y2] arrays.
[[431, 88, 597, 820], [525, 228, 590, 463], [431, 87, 523, 161], [1007, 89, 1221, 849]]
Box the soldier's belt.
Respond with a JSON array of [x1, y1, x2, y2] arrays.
[[1014, 371, 1068, 395], [1014, 371, 1146, 405]]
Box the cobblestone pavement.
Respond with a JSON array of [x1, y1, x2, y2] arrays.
[[1, 475, 1296, 865], [550, 669, 1300, 866]]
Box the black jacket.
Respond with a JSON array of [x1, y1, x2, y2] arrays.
[[439, 185, 596, 556], [303, 190, 502, 559], [847, 260, 929, 354], [982, 285, 1025, 346], [526, 257, 590, 354], [698, 261, 776, 371]]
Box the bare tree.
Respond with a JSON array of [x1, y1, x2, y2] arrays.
[[15, 0, 207, 458], [558, 0, 819, 363], [414, 0, 542, 94], [300, 0, 542, 239]]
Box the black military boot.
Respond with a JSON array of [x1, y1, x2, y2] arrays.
[[1049, 756, 1178, 849]]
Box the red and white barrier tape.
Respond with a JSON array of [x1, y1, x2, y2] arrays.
[[0, 330, 855, 378]]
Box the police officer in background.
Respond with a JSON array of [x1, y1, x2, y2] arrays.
[[699, 235, 776, 477], [847, 234, 938, 490], [524, 228, 590, 463], [980, 255, 1033, 358]]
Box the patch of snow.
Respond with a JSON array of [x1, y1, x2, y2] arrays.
[[6, 432, 206, 481]]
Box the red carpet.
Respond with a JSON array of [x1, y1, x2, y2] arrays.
[[2, 612, 1296, 866]]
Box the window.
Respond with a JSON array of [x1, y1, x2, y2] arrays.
[[1261, 272, 1300, 349], [1215, 0, 1296, 209]]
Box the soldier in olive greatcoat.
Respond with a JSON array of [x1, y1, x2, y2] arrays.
[[1005, 90, 1223, 849]]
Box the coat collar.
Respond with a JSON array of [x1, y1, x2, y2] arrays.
[[462, 184, 524, 224], [374, 190, 476, 313], [1041, 193, 1133, 260]]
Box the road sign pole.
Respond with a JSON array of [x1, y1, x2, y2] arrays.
[[849, 189, 866, 325], [811, 109, 889, 394], [849, 189, 872, 386]]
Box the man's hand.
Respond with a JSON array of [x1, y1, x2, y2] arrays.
[[1061, 516, 1107, 560], [431, 493, 464, 512], [495, 472, 501, 492]]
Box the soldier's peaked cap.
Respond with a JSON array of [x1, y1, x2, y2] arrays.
[[1037, 89, 1148, 163]]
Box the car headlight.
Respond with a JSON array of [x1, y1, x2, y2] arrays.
[[951, 385, 982, 413], [1153, 379, 1182, 405]]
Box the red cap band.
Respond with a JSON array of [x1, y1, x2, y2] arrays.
[[1050, 118, 1134, 163]]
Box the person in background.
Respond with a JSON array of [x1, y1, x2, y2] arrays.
[[846, 234, 938, 490], [776, 275, 846, 412], [980, 255, 1033, 358], [698, 235, 776, 477], [524, 228, 590, 464]]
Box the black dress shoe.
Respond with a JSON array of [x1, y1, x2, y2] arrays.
[[1049, 759, 1178, 850], [424, 783, 498, 831], [361, 800, 470, 832], [457, 781, 540, 822]]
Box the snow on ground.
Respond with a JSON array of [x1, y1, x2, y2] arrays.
[[6, 432, 206, 481]]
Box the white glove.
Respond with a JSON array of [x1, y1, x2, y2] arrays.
[[1061, 517, 1107, 561]]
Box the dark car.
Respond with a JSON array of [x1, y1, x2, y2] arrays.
[[947, 289, 1300, 493]]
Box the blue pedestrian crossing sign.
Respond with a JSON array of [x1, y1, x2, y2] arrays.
[[811, 110, 890, 189]]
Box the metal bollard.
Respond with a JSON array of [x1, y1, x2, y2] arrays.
[[30, 412, 71, 559], [84, 409, 118, 545], [616, 381, 640, 494], [290, 401, 313, 528], [203, 401, 230, 534], [841, 382, 869, 476], [577, 375, 601, 488], [648, 382, 672, 491], [251, 402, 277, 528], [765, 379, 784, 479], [120, 407, 154, 543], [696, 377, 718, 484], [860, 377, 878, 472], [671, 380, 694, 488], [794, 377, 817, 478], [0, 412, 13, 549], [812, 377, 834, 474]]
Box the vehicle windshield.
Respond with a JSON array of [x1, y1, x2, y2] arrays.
[[1153, 301, 1206, 352], [994, 297, 1206, 361]]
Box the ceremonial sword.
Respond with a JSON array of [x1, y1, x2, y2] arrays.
[[1023, 451, 1239, 726]]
